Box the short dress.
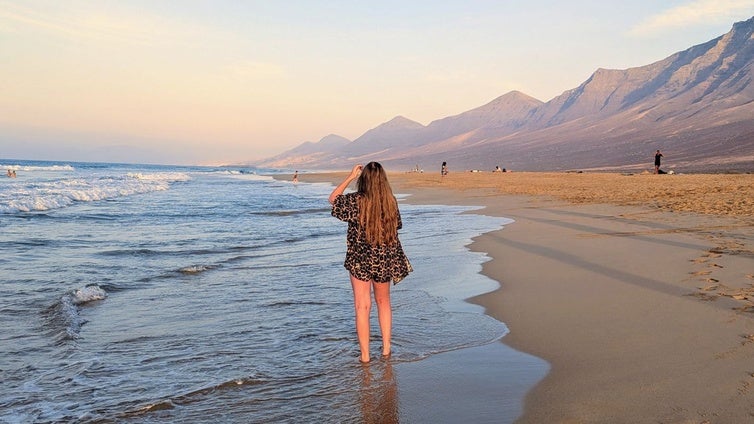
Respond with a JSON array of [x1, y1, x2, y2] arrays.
[[332, 192, 413, 284]]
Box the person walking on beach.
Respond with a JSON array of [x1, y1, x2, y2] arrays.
[[329, 162, 413, 363], [654, 150, 664, 174]]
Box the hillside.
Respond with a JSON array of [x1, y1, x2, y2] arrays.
[[256, 17, 754, 172]]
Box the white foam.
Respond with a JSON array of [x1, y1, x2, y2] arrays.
[[1, 172, 191, 213], [51, 286, 107, 341], [71, 285, 107, 305], [0, 163, 76, 172], [179, 265, 213, 274], [209, 169, 243, 175], [126, 172, 191, 182]]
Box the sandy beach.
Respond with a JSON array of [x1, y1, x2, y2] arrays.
[[296, 170, 754, 423]]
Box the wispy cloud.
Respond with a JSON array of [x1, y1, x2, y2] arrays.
[[0, 1, 204, 46], [629, 0, 754, 36], [0, 3, 84, 37]]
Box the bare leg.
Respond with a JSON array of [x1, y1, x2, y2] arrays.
[[350, 274, 372, 363], [372, 281, 392, 356]]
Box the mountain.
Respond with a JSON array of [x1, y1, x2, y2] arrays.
[[259, 134, 350, 168], [341, 116, 426, 157], [256, 17, 754, 172], [427, 90, 543, 136]]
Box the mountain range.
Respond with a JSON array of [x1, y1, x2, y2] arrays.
[[255, 17, 754, 172]]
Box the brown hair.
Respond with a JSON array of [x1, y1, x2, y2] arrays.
[[357, 162, 399, 245]]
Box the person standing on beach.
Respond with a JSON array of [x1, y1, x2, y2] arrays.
[[654, 150, 664, 174], [329, 162, 413, 363], [292, 170, 298, 183], [441, 161, 448, 177]]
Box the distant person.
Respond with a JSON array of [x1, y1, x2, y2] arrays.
[[292, 170, 298, 183], [494, 166, 502, 173], [441, 161, 448, 177], [6, 169, 16, 178], [329, 162, 412, 363], [654, 150, 664, 174]]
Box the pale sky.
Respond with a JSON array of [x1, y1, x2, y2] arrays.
[[1, 1, 754, 165]]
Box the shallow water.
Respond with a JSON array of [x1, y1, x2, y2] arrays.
[[0, 160, 533, 423]]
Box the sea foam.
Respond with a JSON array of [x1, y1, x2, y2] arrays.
[[71, 285, 107, 305], [1, 172, 191, 213], [0, 163, 75, 172], [46, 285, 107, 341]]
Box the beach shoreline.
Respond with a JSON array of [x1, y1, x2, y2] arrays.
[[288, 171, 754, 422]]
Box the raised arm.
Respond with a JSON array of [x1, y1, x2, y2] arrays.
[[328, 164, 362, 204]]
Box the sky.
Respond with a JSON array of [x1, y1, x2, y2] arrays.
[[2, 1, 754, 165]]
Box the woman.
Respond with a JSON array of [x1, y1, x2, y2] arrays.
[[329, 162, 412, 363]]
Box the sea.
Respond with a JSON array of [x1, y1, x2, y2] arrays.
[[0, 159, 542, 423]]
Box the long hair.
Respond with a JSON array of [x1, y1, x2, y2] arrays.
[[357, 162, 399, 246]]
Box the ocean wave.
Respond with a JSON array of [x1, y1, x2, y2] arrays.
[[98, 248, 161, 257], [178, 265, 217, 275], [206, 169, 246, 175], [0, 163, 75, 172], [231, 173, 275, 182], [71, 285, 107, 305], [117, 375, 269, 420], [45, 285, 107, 342], [250, 207, 331, 217], [0, 172, 191, 213], [126, 172, 191, 182]]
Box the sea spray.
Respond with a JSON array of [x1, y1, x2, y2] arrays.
[[71, 285, 107, 305], [44, 285, 107, 342]]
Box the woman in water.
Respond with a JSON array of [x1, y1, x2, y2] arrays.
[[329, 162, 412, 363]]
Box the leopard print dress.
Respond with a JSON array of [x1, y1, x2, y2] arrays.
[[332, 192, 413, 284]]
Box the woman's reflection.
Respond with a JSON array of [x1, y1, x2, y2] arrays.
[[358, 360, 398, 423]]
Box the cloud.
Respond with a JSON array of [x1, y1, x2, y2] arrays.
[[0, 1, 204, 46], [0, 3, 84, 38], [629, 0, 754, 36]]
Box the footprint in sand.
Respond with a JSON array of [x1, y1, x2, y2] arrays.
[[699, 280, 721, 291], [687, 291, 719, 301], [730, 293, 749, 300]]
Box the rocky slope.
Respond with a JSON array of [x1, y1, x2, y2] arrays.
[[256, 17, 754, 172]]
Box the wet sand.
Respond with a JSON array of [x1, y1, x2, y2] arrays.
[[295, 171, 754, 423]]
